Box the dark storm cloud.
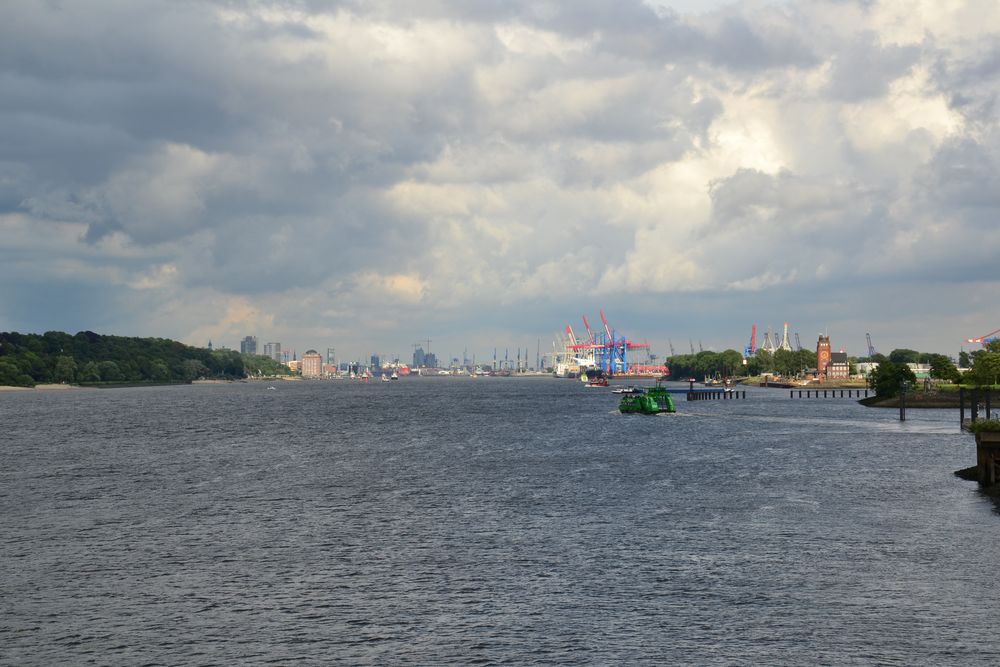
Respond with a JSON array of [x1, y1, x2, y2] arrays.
[[1, 0, 999, 355]]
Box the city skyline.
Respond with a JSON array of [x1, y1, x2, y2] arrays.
[[2, 1, 999, 359]]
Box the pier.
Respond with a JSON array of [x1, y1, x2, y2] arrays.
[[685, 389, 746, 401], [790, 389, 869, 399]]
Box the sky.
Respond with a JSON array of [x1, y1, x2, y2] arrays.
[[2, 0, 999, 363]]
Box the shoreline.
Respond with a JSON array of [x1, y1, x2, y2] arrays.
[[0, 383, 83, 392]]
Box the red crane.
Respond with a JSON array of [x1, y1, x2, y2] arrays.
[[966, 327, 1000, 347], [581, 315, 595, 343]]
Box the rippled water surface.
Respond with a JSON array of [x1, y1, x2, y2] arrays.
[[2, 379, 999, 665]]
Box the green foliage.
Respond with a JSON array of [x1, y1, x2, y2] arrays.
[[968, 419, 1000, 434], [966, 351, 1000, 387], [870, 360, 917, 397], [53, 355, 77, 383], [888, 348, 920, 364], [927, 354, 961, 382], [665, 349, 750, 380], [959, 350, 972, 368], [0, 330, 248, 385], [98, 360, 123, 382], [0, 360, 34, 387], [242, 354, 291, 377]]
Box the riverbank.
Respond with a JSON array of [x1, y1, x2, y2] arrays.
[[0, 383, 83, 392], [859, 393, 959, 408]]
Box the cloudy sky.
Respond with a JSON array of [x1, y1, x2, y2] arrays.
[[2, 0, 999, 363]]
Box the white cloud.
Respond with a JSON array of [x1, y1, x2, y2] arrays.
[[2, 0, 1000, 356]]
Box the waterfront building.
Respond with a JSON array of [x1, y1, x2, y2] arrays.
[[816, 335, 831, 381], [827, 351, 850, 380], [413, 347, 426, 368], [240, 335, 258, 356], [301, 350, 323, 378], [371, 355, 381, 371], [263, 342, 281, 362]]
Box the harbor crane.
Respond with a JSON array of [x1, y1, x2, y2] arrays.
[[566, 310, 650, 374], [794, 333, 802, 352], [965, 327, 1000, 347], [866, 333, 877, 357], [582, 315, 596, 344], [744, 325, 757, 358]]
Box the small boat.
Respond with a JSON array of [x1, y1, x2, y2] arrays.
[[380, 375, 390, 383], [619, 383, 676, 414], [390, 371, 399, 380], [612, 386, 644, 394], [267, 386, 276, 390], [583, 369, 609, 387]]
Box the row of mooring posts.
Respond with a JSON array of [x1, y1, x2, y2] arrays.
[[687, 390, 746, 401], [685, 380, 746, 401], [790, 389, 869, 399], [960, 386, 994, 429]]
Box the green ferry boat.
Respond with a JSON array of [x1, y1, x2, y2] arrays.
[[619, 384, 676, 414]]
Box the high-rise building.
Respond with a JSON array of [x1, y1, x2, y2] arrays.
[[413, 347, 426, 368], [370, 354, 381, 371], [301, 350, 323, 378], [240, 336, 257, 356], [816, 335, 831, 381], [263, 342, 281, 362]]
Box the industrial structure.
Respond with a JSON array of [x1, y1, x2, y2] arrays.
[[553, 310, 666, 377], [966, 327, 1000, 347]]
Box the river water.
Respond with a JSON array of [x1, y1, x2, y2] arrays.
[[2, 379, 998, 665]]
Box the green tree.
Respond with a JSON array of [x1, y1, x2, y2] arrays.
[[871, 361, 917, 397], [959, 350, 972, 368], [0, 360, 33, 387], [927, 354, 960, 382], [147, 361, 169, 382], [967, 352, 1000, 386], [182, 359, 208, 381], [773, 348, 798, 376], [98, 361, 123, 382], [53, 355, 77, 383], [755, 349, 774, 373], [888, 348, 920, 364], [78, 361, 101, 383]]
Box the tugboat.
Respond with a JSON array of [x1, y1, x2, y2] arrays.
[[583, 369, 609, 387], [619, 383, 676, 414]]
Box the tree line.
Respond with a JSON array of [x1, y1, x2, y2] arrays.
[[0, 331, 288, 387], [665, 348, 818, 380], [663, 341, 1000, 397]]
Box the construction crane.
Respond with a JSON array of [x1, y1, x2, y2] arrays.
[[744, 325, 757, 358], [668, 339, 676, 357], [965, 327, 1000, 347], [794, 333, 802, 352], [866, 333, 877, 357]]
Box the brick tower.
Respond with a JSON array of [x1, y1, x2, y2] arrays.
[[816, 335, 831, 382]]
